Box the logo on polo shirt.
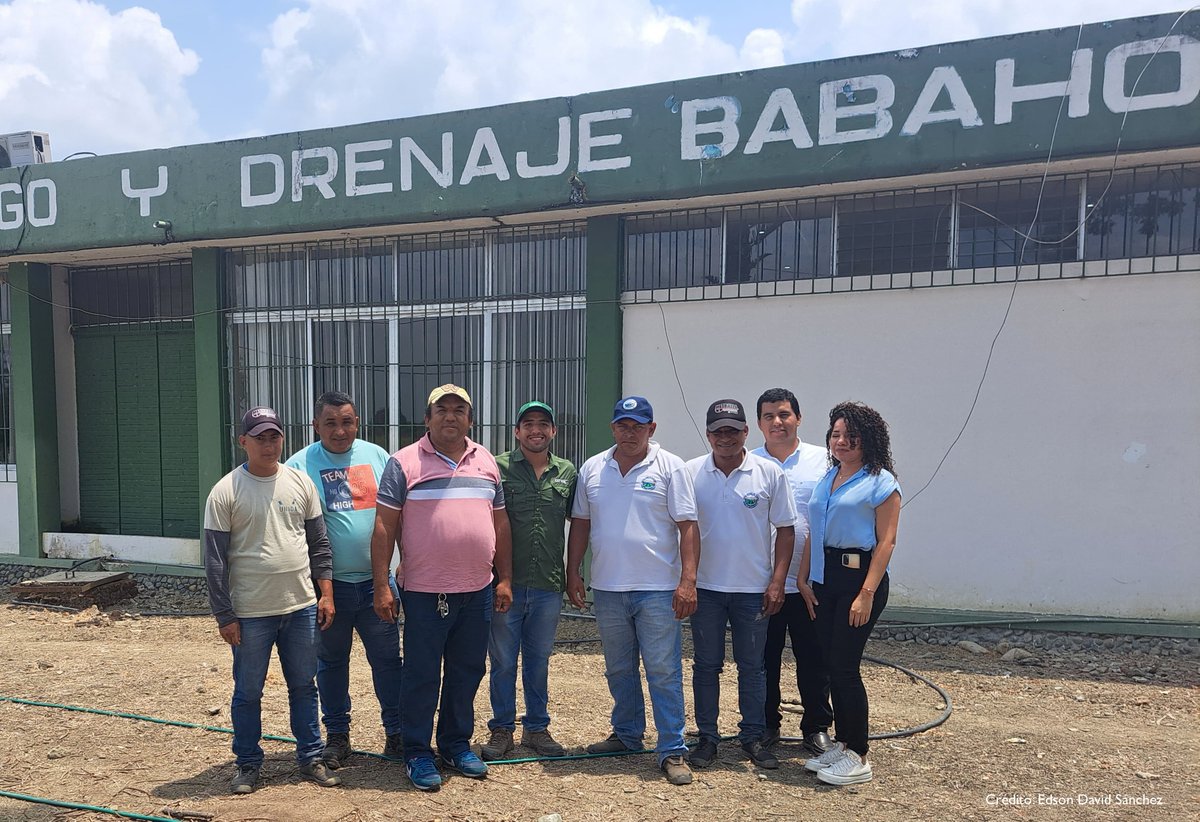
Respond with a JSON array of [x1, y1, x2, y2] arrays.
[[640, 478, 657, 491], [742, 493, 760, 509]]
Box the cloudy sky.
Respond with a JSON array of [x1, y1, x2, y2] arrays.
[[0, 0, 1190, 159]]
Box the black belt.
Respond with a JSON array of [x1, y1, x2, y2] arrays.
[[825, 546, 871, 569]]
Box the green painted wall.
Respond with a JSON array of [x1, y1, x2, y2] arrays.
[[192, 248, 229, 512], [1, 13, 1197, 257], [8, 262, 59, 557], [584, 216, 622, 457], [74, 327, 199, 538]]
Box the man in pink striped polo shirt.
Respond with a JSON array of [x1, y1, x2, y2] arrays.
[[371, 384, 513, 792]]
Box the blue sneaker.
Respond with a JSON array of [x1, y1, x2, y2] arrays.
[[405, 757, 442, 792], [445, 750, 489, 779]]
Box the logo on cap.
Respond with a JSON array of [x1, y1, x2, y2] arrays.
[[622, 398, 638, 410]]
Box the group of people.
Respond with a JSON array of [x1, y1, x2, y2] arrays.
[[203, 383, 900, 795]]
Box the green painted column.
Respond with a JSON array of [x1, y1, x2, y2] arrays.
[[8, 262, 60, 557], [192, 248, 229, 512], [584, 215, 623, 457]]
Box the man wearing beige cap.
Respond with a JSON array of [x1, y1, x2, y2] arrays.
[[371, 384, 513, 792]]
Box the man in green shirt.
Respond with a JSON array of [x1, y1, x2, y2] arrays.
[[479, 401, 578, 760]]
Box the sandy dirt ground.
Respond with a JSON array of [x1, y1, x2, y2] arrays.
[[0, 603, 1196, 822]]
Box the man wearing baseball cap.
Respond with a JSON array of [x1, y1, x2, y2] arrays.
[[684, 399, 796, 771], [567, 396, 699, 785], [371, 384, 513, 791], [203, 405, 340, 794], [479, 401, 577, 761]]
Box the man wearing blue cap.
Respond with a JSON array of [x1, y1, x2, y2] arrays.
[[480, 401, 577, 761], [567, 396, 699, 785]]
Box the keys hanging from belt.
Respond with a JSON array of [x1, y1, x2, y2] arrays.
[[437, 593, 449, 618]]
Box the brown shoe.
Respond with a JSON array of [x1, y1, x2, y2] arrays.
[[521, 728, 566, 757], [586, 732, 644, 754], [480, 727, 515, 761], [661, 754, 693, 785]]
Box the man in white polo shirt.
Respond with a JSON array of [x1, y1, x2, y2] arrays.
[[566, 396, 699, 786], [753, 388, 836, 756], [685, 398, 796, 771]]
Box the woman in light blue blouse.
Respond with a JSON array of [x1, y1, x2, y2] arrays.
[[797, 402, 900, 787]]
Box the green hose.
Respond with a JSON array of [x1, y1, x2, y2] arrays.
[[0, 789, 177, 822]]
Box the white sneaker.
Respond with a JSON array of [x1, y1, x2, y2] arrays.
[[803, 742, 847, 773], [816, 749, 873, 785]]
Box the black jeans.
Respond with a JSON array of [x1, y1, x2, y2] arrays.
[[813, 553, 889, 757], [764, 592, 833, 735]]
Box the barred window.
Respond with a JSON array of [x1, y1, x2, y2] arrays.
[[958, 178, 1080, 267], [225, 222, 588, 467], [1085, 166, 1200, 259], [70, 260, 193, 327], [837, 189, 952, 276]]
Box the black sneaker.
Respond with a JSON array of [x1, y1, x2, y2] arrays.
[[322, 732, 352, 769], [741, 740, 779, 770], [762, 727, 781, 748], [383, 733, 404, 760], [230, 764, 260, 794], [689, 737, 718, 768], [801, 731, 835, 757]]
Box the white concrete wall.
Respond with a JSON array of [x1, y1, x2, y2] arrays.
[[44, 532, 201, 566], [622, 271, 1200, 620], [0, 484, 17, 553]]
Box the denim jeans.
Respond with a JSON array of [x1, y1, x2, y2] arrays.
[[813, 560, 889, 757], [690, 588, 769, 744], [399, 584, 492, 761], [487, 584, 562, 733], [230, 604, 322, 767], [317, 578, 403, 736], [592, 588, 687, 764], [765, 592, 833, 734]]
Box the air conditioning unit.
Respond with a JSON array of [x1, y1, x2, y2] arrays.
[[0, 132, 52, 169]]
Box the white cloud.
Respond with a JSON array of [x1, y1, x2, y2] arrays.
[[256, 0, 789, 133], [0, 0, 200, 157]]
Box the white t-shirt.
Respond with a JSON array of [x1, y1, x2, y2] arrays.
[[752, 441, 828, 594], [572, 441, 697, 591], [203, 465, 323, 618], [687, 451, 797, 593]]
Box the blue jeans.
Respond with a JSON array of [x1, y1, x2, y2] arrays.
[[488, 585, 562, 733], [230, 604, 322, 767], [592, 588, 687, 764], [690, 588, 769, 744], [317, 578, 403, 736], [399, 585, 492, 761]]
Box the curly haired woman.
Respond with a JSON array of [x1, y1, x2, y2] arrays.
[[797, 401, 900, 786]]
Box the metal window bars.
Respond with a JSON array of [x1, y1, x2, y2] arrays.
[[223, 222, 589, 469]]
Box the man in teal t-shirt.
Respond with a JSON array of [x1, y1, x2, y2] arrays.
[[285, 391, 400, 768]]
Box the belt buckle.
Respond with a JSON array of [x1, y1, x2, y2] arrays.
[[841, 553, 860, 569]]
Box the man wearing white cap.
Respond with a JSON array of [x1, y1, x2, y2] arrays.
[[371, 384, 513, 792], [567, 396, 699, 786], [204, 406, 341, 794]]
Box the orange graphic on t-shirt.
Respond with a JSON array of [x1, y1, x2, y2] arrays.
[[345, 464, 379, 510]]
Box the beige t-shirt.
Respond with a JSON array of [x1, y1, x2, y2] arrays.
[[203, 465, 322, 618]]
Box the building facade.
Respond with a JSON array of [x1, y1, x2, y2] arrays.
[[1, 13, 1197, 618]]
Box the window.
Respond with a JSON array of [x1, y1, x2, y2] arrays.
[[624, 211, 722, 290], [958, 178, 1080, 267], [837, 189, 952, 276], [725, 200, 833, 282], [70, 261, 193, 327], [225, 222, 588, 467], [1085, 166, 1200, 260]]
